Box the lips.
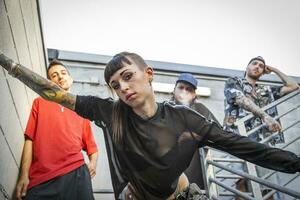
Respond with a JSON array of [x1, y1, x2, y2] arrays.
[[126, 93, 136, 101]]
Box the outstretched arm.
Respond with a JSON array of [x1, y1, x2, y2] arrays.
[[264, 65, 299, 95], [185, 109, 300, 173], [0, 53, 76, 110], [204, 123, 300, 173]]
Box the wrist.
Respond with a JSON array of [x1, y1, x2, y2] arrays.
[[0, 54, 18, 77], [89, 160, 97, 166], [20, 168, 30, 177], [261, 113, 270, 120], [20, 172, 29, 179]]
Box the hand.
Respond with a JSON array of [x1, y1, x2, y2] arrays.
[[263, 115, 282, 133], [264, 65, 276, 74], [87, 162, 97, 178], [15, 175, 30, 200]]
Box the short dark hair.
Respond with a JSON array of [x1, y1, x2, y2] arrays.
[[47, 59, 70, 79], [247, 56, 265, 67], [104, 52, 147, 85], [244, 56, 266, 77]]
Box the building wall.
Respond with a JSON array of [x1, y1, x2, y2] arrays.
[[0, 0, 46, 198]]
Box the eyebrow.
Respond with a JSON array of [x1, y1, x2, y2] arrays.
[[50, 71, 58, 76], [50, 69, 67, 76], [109, 69, 129, 85]]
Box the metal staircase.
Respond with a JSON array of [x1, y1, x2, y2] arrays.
[[202, 89, 300, 200]]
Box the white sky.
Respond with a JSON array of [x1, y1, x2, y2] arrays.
[[39, 0, 300, 76]]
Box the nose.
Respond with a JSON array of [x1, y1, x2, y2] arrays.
[[120, 81, 129, 93], [57, 73, 63, 79], [254, 63, 261, 68]]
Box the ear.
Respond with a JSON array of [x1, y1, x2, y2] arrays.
[[145, 66, 154, 82]]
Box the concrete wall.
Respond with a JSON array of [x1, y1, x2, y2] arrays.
[[0, 0, 46, 198]]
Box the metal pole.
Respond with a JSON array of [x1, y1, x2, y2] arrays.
[[209, 178, 256, 200], [208, 160, 300, 199]]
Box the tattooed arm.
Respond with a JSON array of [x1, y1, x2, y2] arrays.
[[264, 65, 299, 95], [235, 95, 281, 132], [0, 53, 76, 110]]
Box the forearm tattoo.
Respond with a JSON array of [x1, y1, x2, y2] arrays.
[[0, 53, 76, 110], [235, 95, 267, 119]]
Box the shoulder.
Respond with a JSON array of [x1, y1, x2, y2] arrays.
[[76, 95, 114, 106], [192, 102, 210, 113], [34, 97, 44, 103], [163, 101, 199, 117], [225, 76, 243, 86], [163, 101, 186, 110], [32, 97, 52, 107]]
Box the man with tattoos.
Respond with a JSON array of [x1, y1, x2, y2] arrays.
[[224, 56, 299, 145], [15, 60, 98, 200], [223, 56, 299, 199]]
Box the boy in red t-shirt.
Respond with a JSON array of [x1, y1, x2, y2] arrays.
[[15, 60, 98, 200]]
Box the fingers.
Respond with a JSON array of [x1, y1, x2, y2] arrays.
[[264, 116, 281, 133], [21, 183, 28, 198], [89, 169, 96, 178], [88, 164, 96, 178], [16, 184, 22, 200], [90, 169, 96, 178], [268, 121, 282, 133], [276, 122, 282, 132], [16, 183, 27, 200], [264, 66, 271, 74]]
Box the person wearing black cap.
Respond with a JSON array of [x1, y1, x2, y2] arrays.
[[223, 56, 299, 199], [171, 73, 221, 189]]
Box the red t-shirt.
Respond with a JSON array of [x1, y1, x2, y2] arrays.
[[25, 97, 98, 189]]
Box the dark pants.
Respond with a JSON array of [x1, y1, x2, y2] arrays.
[[24, 164, 94, 200], [184, 150, 205, 189]]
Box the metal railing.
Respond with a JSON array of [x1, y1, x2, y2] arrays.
[[202, 89, 300, 200]]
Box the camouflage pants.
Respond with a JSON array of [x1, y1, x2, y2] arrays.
[[174, 183, 210, 200]]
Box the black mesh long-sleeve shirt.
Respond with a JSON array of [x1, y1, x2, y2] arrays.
[[75, 95, 300, 200]]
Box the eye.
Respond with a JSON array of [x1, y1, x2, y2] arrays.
[[186, 87, 193, 92], [252, 61, 258, 65], [123, 72, 133, 81], [178, 85, 184, 90], [111, 83, 120, 90]]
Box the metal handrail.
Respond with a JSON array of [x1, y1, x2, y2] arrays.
[[209, 177, 256, 200], [207, 160, 300, 199], [246, 103, 300, 136], [235, 88, 300, 125], [262, 173, 300, 200], [260, 120, 300, 144], [93, 189, 114, 193], [203, 88, 300, 199], [212, 158, 244, 163]]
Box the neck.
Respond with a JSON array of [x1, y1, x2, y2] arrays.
[[133, 92, 158, 119], [175, 100, 192, 107], [245, 75, 257, 86]]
